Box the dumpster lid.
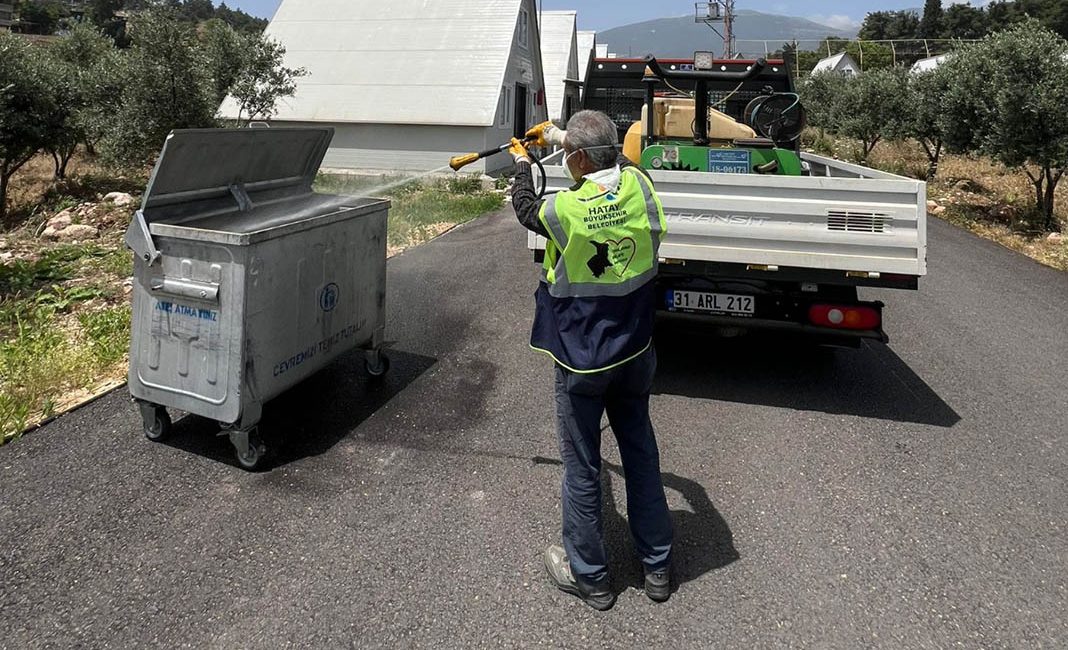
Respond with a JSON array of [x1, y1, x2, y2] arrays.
[[140, 127, 334, 216]]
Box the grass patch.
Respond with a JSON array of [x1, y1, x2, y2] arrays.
[[78, 306, 131, 365], [1, 287, 130, 442], [0, 265, 128, 441], [1, 309, 102, 441], [316, 172, 504, 252], [1, 153, 137, 442], [81, 247, 134, 286]]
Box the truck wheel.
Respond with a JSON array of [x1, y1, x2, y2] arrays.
[[144, 408, 172, 442], [234, 430, 268, 471], [365, 354, 390, 378]]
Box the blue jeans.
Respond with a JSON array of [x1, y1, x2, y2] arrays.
[[554, 346, 673, 585]]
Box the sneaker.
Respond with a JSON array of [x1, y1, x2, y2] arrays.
[[543, 545, 616, 611], [644, 567, 671, 602]]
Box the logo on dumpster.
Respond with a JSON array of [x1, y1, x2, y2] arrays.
[[319, 283, 339, 312]]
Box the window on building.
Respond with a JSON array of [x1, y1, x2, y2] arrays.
[[498, 86, 512, 126], [517, 9, 529, 49]]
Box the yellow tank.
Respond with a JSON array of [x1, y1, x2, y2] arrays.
[[623, 122, 644, 165], [640, 98, 756, 141]]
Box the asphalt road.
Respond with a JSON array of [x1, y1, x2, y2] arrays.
[[2, 211, 1066, 649]]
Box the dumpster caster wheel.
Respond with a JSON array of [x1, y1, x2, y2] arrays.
[[365, 354, 390, 378], [233, 429, 268, 471], [143, 407, 172, 442]]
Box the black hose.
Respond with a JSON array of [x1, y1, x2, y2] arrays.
[[528, 149, 548, 200]]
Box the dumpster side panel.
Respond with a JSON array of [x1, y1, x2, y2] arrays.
[[128, 240, 244, 425], [245, 206, 388, 403]]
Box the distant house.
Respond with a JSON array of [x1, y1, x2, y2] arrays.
[[540, 11, 581, 123], [813, 52, 860, 76], [219, 0, 548, 174], [0, 3, 14, 30], [577, 30, 597, 85], [911, 54, 949, 74], [596, 43, 609, 59]]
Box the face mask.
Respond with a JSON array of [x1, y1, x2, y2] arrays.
[[562, 151, 580, 182], [562, 145, 618, 183]]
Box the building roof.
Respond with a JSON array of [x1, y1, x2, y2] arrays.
[[539, 11, 577, 121], [221, 0, 536, 127], [577, 30, 596, 83], [813, 52, 859, 73], [911, 54, 949, 74]]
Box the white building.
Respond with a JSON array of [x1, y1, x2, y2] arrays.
[[220, 0, 548, 174], [539, 11, 580, 123], [911, 54, 949, 74], [577, 30, 597, 85], [596, 43, 609, 59], [813, 52, 861, 76]]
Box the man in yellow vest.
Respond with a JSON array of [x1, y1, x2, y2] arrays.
[[510, 111, 673, 610]]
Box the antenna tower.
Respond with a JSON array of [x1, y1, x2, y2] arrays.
[[695, 1, 736, 59]]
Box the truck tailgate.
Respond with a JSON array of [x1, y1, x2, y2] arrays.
[[527, 153, 927, 278]]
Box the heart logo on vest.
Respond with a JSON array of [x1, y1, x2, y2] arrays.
[[608, 238, 637, 276], [587, 237, 637, 279]]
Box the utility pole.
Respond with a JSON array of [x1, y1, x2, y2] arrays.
[[723, 0, 735, 59], [696, 1, 736, 59]]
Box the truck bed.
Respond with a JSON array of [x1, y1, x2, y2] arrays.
[[527, 153, 927, 281]]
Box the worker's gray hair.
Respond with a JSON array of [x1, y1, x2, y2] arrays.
[[565, 110, 619, 170]]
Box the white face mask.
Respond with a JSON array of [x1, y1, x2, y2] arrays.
[[562, 150, 581, 183], [562, 145, 618, 183]]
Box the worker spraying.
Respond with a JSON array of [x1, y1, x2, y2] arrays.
[[509, 111, 673, 610]]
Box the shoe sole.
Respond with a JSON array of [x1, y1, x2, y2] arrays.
[[551, 579, 616, 611], [645, 584, 670, 603], [544, 557, 616, 611]]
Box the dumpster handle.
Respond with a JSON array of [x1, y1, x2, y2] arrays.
[[125, 211, 162, 266], [150, 277, 221, 303]]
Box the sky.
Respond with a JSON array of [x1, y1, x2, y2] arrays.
[[222, 1, 991, 32]]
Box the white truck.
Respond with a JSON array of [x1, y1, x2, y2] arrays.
[[527, 56, 926, 345]]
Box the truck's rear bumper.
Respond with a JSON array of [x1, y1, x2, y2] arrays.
[[657, 310, 889, 345]]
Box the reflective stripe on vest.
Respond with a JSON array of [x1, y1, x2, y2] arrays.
[[539, 167, 666, 299]]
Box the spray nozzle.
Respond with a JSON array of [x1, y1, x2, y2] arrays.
[[449, 152, 481, 171]]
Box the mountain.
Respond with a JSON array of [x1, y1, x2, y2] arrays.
[[597, 10, 860, 59]]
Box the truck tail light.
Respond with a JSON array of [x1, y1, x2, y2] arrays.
[[808, 304, 881, 331]]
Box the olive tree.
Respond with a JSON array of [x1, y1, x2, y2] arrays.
[[201, 19, 306, 126], [837, 67, 911, 162], [906, 65, 952, 180], [799, 71, 850, 136], [940, 20, 1068, 231], [224, 33, 306, 125], [201, 18, 246, 105], [45, 24, 123, 178], [0, 32, 63, 223], [102, 7, 217, 166]]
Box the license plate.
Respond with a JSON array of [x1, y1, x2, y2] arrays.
[[667, 290, 755, 316]]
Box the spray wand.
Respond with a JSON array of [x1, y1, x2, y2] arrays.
[[449, 136, 549, 199]]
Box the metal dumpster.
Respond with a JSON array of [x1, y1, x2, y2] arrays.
[[125, 127, 390, 470]]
